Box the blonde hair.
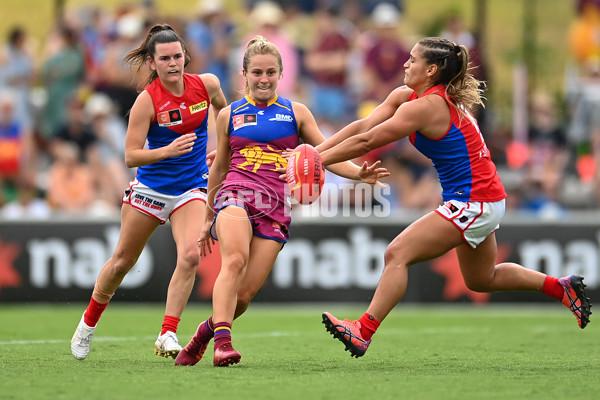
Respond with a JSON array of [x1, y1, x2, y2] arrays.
[[417, 37, 485, 114], [242, 35, 283, 94]]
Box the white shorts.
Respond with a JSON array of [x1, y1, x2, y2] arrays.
[[435, 199, 505, 248], [122, 179, 207, 224]]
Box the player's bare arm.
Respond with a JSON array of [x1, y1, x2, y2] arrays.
[[320, 93, 438, 166], [200, 73, 227, 118], [292, 102, 389, 183], [316, 85, 413, 153]]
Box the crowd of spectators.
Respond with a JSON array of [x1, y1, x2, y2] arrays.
[[0, 0, 598, 220]]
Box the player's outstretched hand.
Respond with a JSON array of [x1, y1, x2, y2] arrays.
[[358, 160, 390, 187], [197, 220, 215, 257]]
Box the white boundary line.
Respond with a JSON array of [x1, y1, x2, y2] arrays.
[[0, 331, 301, 346], [0, 320, 574, 346]]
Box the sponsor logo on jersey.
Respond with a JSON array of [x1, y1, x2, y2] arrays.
[[232, 114, 257, 130], [269, 113, 293, 122], [157, 109, 183, 126], [189, 101, 208, 114], [158, 101, 171, 111], [180, 102, 186, 109]]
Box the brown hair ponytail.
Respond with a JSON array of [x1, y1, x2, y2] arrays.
[[123, 24, 191, 88], [417, 37, 484, 114]]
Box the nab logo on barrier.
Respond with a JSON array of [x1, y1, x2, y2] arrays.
[[26, 227, 153, 289], [273, 227, 387, 289]]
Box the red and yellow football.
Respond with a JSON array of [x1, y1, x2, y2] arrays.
[[286, 144, 325, 205]]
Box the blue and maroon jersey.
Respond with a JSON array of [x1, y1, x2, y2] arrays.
[[408, 84, 506, 202], [220, 94, 300, 208], [135, 73, 211, 195]]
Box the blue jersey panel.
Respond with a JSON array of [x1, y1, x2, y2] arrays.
[[412, 125, 473, 201]]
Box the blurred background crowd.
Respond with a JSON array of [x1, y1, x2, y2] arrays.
[[1, 0, 599, 220]]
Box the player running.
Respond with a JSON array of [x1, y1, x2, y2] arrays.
[[70, 24, 227, 360], [317, 36, 592, 358]]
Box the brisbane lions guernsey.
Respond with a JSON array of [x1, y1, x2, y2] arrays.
[[221, 94, 300, 203], [136, 73, 211, 195], [408, 84, 506, 202]]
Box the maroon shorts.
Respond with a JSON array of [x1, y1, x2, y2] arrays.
[[210, 187, 291, 242]]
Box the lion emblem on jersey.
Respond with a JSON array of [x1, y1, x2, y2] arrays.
[[238, 145, 287, 173]]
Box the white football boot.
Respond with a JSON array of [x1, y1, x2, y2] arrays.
[[154, 331, 182, 359], [71, 314, 96, 360]]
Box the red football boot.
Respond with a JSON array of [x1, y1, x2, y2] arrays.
[[559, 275, 592, 329], [213, 342, 241, 367], [175, 321, 211, 366], [322, 312, 371, 358]]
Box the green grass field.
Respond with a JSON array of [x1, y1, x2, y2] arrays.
[[0, 303, 597, 400]]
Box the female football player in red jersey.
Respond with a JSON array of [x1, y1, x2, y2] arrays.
[[70, 24, 228, 361], [317, 37, 591, 358], [175, 35, 389, 367]]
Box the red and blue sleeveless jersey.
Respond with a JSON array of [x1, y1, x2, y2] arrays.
[[408, 84, 506, 202], [136, 73, 211, 195]]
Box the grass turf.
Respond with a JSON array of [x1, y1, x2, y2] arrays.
[[0, 303, 597, 400]]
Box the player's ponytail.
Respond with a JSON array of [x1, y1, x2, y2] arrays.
[[123, 23, 191, 89], [418, 37, 484, 114]]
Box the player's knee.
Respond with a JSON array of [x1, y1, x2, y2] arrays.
[[223, 252, 248, 275], [383, 243, 397, 265], [178, 247, 201, 270], [109, 254, 137, 277], [383, 242, 408, 269]]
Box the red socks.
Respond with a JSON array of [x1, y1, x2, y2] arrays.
[[358, 313, 380, 341], [83, 297, 109, 327], [161, 315, 180, 335], [213, 322, 232, 348], [542, 276, 564, 301]]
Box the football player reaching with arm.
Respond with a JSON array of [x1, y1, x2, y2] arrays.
[[70, 24, 227, 361], [175, 36, 388, 367], [318, 37, 591, 358]]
